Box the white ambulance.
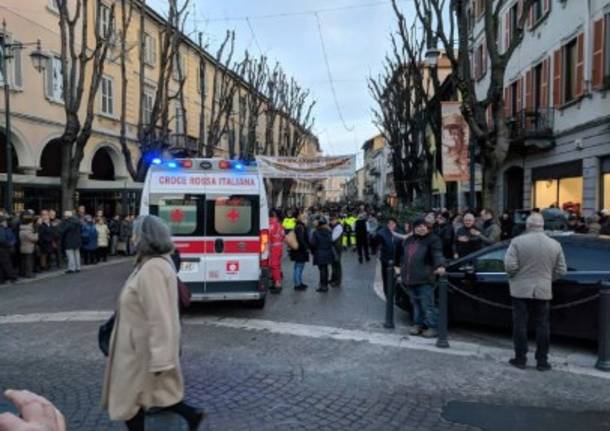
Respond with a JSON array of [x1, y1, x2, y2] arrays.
[[140, 158, 271, 308]]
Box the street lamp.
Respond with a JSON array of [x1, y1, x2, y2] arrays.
[[1, 20, 48, 213], [424, 47, 440, 69]]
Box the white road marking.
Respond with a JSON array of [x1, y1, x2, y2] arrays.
[[0, 310, 606, 380]]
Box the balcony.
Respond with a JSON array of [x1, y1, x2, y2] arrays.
[[168, 134, 199, 156], [508, 108, 555, 153], [369, 167, 381, 177]]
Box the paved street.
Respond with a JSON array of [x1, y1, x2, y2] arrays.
[[1, 252, 610, 430]]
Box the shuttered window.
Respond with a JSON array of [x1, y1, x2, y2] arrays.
[[525, 69, 533, 111], [100, 75, 114, 116], [593, 15, 609, 89]]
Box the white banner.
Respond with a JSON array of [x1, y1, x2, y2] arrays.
[[256, 155, 356, 179]]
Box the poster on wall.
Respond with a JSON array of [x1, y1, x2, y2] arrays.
[[441, 102, 470, 182], [256, 155, 356, 179]]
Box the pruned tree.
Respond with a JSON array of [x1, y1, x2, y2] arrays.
[[54, 0, 116, 211], [240, 51, 269, 160], [118, 0, 136, 180], [411, 0, 536, 210], [263, 62, 286, 156], [118, 0, 190, 181], [370, 2, 444, 208], [204, 30, 246, 158]]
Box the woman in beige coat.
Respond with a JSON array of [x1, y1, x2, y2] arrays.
[[102, 215, 204, 431]]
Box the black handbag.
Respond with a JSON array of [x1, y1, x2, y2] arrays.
[[98, 313, 116, 357]]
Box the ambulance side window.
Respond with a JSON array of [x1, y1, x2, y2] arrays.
[[207, 195, 259, 236], [150, 194, 204, 236]]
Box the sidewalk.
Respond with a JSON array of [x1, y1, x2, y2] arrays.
[[372, 261, 604, 379], [4, 256, 132, 287]]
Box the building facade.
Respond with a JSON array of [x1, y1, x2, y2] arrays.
[[469, 0, 610, 216], [0, 0, 319, 214]]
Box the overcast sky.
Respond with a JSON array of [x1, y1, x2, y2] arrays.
[[148, 0, 415, 163]]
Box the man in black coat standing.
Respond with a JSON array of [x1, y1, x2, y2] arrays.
[[397, 217, 445, 338], [354, 212, 370, 264]]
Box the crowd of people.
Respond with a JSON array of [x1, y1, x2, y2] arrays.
[[0, 206, 138, 283]]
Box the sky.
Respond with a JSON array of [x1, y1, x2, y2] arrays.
[[148, 0, 416, 164]]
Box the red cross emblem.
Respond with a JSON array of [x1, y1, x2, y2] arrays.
[[170, 208, 185, 223], [227, 209, 240, 223]]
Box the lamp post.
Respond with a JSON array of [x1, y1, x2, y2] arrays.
[[1, 20, 47, 213]]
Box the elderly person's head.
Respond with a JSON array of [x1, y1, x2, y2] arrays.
[[526, 213, 545, 232], [133, 215, 174, 257]]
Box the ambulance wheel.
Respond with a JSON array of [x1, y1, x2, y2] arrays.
[[251, 297, 266, 309]]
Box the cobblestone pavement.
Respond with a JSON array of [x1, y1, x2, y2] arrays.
[[1, 252, 610, 430]]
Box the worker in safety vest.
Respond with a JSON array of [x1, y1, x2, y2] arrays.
[[346, 213, 358, 251], [282, 209, 297, 232], [269, 210, 285, 294]]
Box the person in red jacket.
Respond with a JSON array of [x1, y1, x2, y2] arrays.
[[269, 210, 285, 294]]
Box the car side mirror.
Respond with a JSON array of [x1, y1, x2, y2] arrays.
[[459, 264, 476, 276]]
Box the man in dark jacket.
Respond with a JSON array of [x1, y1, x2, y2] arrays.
[[289, 213, 310, 291], [433, 212, 454, 260], [397, 218, 445, 338], [454, 213, 483, 258], [310, 217, 334, 292], [329, 215, 344, 287], [0, 216, 17, 283], [354, 212, 370, 264], [371, 217, 401, 296], [61, 211, 82, 273]]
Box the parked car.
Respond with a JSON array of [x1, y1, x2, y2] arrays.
[[396, 234, 610, 341]]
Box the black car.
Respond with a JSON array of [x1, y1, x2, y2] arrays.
[[396, 234, 610, 341]]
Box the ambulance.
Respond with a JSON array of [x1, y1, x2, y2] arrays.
[[140, 158, 270, 308]]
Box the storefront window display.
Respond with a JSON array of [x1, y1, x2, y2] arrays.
[[533, 176, 583, 213]]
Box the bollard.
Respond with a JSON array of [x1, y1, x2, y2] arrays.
[[383, 260, 395, 329], [436, 275, 450, 348], [596, 281, 610, 371]]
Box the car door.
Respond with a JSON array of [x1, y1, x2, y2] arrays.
[[447, 246, 512, 328], [550, 240, 610, 340]]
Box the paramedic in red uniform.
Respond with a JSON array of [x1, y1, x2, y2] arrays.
[[269, 210, 285, 294]]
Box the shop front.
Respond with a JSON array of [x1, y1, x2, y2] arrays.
[[532, 161, 583, 214], [602, 157, 610, 212]]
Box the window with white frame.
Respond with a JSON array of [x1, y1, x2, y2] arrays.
[[142, 86, 155, 125], [175, 104, 185, 135], [98, 1, 112, 39], [100, 75, 114, 116], [48, 0, 59, 13], [0, 35, 23, 89], [45, 56, 64, 102], [144, 33, 157, 67]]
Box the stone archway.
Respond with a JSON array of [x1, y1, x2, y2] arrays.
[[82, 142, 128, 181], [0, 126, 35, 174], [90, 147, 116, 181], [37, 139, 63, 177]]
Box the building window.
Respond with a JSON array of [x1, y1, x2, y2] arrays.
[[142, 86, 155, 125], [143, 33, 157, 67], [100, 75, 114, 116], [606, 15, 610, 82], [0, 35, 23, 89], [563, 38, 578, 103], [97, 1, 112, 38], [45, 56, 64, 103], [48, 0, 59, 13], [173, 51, 186, 81], [474, 40, 487, 80], [175, 104, 185, 135], [533, 177, 583, 213]]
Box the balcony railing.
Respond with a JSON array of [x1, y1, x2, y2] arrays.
[[168, 134, 199, 155], [508, 108, 554, 141]]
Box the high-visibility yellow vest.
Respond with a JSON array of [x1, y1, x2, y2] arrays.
[[282, 217, 296, 230]]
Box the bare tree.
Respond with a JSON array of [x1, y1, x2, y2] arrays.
[[54, 0, 115, 211], [204, 31, 246, 158], [118, 0, 136, 180], [240, 52, 269, 160], [411, 0, 536, 210], [117, 0, 190, 181]]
